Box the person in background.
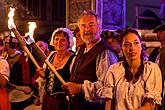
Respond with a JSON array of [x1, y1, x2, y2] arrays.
[[4, 35, 33, 110], [103, 28, 162, 110], [0, 37, 11, 110], [37, 28, 75, 110], [36, 40, 50, 57], [101, 30, 123, 61], [148, 47, 160, 62], [141, 43, 149, 61], [32, 40, 51, 85], [31, 40, 51, 105], [62, 10, 118, 110], [73, 27, 84, 51], [153, 23, 165, 109]]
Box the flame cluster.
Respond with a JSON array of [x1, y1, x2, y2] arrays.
[[8, 7, 37, 41]]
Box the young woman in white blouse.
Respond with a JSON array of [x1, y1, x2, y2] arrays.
[[103, 28, 162, 110]]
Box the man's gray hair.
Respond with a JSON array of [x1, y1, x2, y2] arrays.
[[77, 10, 102, 29]]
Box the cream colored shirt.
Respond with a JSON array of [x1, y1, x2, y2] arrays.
[[101, 61, 162, 110]]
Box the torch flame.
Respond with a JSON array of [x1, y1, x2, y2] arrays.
[[8, 7, 16, 29], [25, 22, 37, 42]]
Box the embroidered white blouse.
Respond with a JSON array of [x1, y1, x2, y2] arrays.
[[100, 61, 162, 110]]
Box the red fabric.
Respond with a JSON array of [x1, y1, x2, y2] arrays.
[[32, 73, 39, 85], [19, 54, 31, 85], [0, 88, 11, 110], [32, 61, 44, 85], [42, 93, 68, 110]]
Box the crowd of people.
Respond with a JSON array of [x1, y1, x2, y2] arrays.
[[0, 10, 164, 110]]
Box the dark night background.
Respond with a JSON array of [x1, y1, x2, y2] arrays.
[[0, 0, 162, 43]]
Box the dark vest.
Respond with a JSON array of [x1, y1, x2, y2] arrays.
[[70, 40, 112, 110], [45, 52, 75, 94], [70, 40, 110, 83]]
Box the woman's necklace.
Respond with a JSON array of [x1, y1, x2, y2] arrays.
[[56, 52, 68, 63]]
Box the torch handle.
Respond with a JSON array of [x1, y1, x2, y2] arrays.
[[30, 43, 47, 62], [23, 46, 41, 69], [11, 28, 26, 48], [10, 28, 41, 70], [45, 60, 66, 84]]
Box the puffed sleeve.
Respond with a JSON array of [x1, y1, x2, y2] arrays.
[[143, 62, 162, 105], [0, 58, 10, 81], [97, 62, 124, 99], [98, 66, 114, 99], [83, 49, 118, 102]]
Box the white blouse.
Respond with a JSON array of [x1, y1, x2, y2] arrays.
[[101, 61, 162, 110], [0, 56, 10, 81]]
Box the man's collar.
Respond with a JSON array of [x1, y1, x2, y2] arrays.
[[85, 38, 101, 53]]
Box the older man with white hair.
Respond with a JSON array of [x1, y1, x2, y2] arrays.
[[63, 10, 118, 110]]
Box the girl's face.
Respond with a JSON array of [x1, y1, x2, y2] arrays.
[[122, 32, 142, 62], [53, 33, 69, 51]]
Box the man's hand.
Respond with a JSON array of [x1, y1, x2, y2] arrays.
[[62, 82, 82, 95]]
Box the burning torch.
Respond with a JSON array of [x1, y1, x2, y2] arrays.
[[25, 22, 66, 84], [8, 7, 66, 85], [8, 7, 41, 70]]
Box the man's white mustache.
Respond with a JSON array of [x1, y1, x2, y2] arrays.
[[84, 33, 90, 35]]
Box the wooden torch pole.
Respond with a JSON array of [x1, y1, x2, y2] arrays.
[[25, 36, 66, 84]]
